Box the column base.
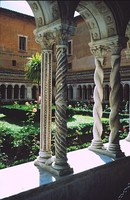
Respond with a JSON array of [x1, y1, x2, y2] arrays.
[[125, 133, 130, 142], [37, 151, 52, 163], [34, 157, 73, 176], [88, 139, 104, 150], [88, 142, 125, 159], [107, 143, 125, 158]]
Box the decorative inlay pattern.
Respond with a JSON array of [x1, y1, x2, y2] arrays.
[[55, 45, 68, 164]]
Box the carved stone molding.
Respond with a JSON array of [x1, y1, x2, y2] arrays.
[[34, 21, 75, 48], [107, 36, 128, 55], [89, 36, 128, 56], [77, 1, 117, 41], [32, 2, 38, 12], [89, 45, 108, 58]]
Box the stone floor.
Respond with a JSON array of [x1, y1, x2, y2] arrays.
[[0, 139, 130, 199]]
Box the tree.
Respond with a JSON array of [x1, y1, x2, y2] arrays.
[[25, 52, 41, 102]]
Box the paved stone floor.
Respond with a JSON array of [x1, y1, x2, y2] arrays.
[[0, 139, 130, 199]]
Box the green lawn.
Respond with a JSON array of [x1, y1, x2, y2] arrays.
[[0, 113, 109, 132], [0, 114, 23, 131]]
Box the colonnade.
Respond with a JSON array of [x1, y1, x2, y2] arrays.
[[34, 20, 129, 176], [0, 83, 38, 101], [67, 83, 130, 102]]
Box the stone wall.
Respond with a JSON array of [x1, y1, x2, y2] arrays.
[[5, 156, 130, 200], [0, 8, 40, 72]]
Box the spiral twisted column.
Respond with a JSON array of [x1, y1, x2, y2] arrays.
[[52, 45, 71, 171], [91, 57, 104, 149], [108, 45, 124, 155], [38, 49, 52, 163], [89, 46, 106, 150]]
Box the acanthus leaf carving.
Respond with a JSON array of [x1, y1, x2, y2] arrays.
[[35, 22, 75, 49]]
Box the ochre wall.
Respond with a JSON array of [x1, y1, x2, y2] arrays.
[[70, 16, 129, 73], [0, 8, 41, 71]]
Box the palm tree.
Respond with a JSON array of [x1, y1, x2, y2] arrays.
[[25, 52, 41, 102]]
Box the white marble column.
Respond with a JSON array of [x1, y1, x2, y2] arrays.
[[108, 39, 127, 156], [89, 46, 106, 150], [26, 85, 32, 100], [37, 49, 52, 163]]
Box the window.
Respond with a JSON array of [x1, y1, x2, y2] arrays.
[[12, 60, 16, 66], [67, 40, 73, 56], [18, 36, 27, 51]]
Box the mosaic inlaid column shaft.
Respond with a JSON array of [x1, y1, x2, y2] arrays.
[[38, 50, 52, 162], [53, 45, 70, 170]]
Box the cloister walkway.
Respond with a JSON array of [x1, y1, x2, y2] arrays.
[[0, 139, 130, 200]]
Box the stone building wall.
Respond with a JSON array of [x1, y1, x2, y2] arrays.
[[0, 8, 40, 71], [0, 8, 41, 101]]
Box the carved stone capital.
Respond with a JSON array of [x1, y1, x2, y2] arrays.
[[34, 20, 75, 49], [107, 36, 128, 55], [54, 23, 75, 45], [35, 32, 54, 50], [89, 36, 128, 56], [89, 45, 108, 58]]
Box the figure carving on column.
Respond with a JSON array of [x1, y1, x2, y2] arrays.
[[89, 44, 107, 150]]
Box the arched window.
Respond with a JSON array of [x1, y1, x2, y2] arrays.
[[88, 85, 93, 101], [83, 85, 87, 100], [124, 84, 129, 102], [32, 85, 37, 100], [77, 85, 82, 100], [104, 85, 109, 101], [0, 84, 6, 99], [14, 85, 19, 99], [68, 85, 73, 100], [20, 85, 25, 99], [7, 85, 12, 99]]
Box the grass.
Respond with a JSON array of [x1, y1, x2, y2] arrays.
[[0, 113, 109, 132], [0, 114, 23, 131]]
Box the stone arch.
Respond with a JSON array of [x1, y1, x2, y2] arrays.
[[27, 1, 60, 28], [124, 84, 129, 102], [0, 84, 6, 99], [68, 85, 73, 100], [76, 1, 117, 41], [7, 85, 12, 99], [104, 84, 109, 102], [14, 85, 19, 99], [120, 84, 123, 103], [32, 85, 37, 100], [77, 85, 82, 100], [88, 85, 93, 100], [20, 85, 26, 99], [83, 85, 87, 100]]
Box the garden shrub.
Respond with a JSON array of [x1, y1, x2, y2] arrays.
[[0, 101, 129, 169]]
